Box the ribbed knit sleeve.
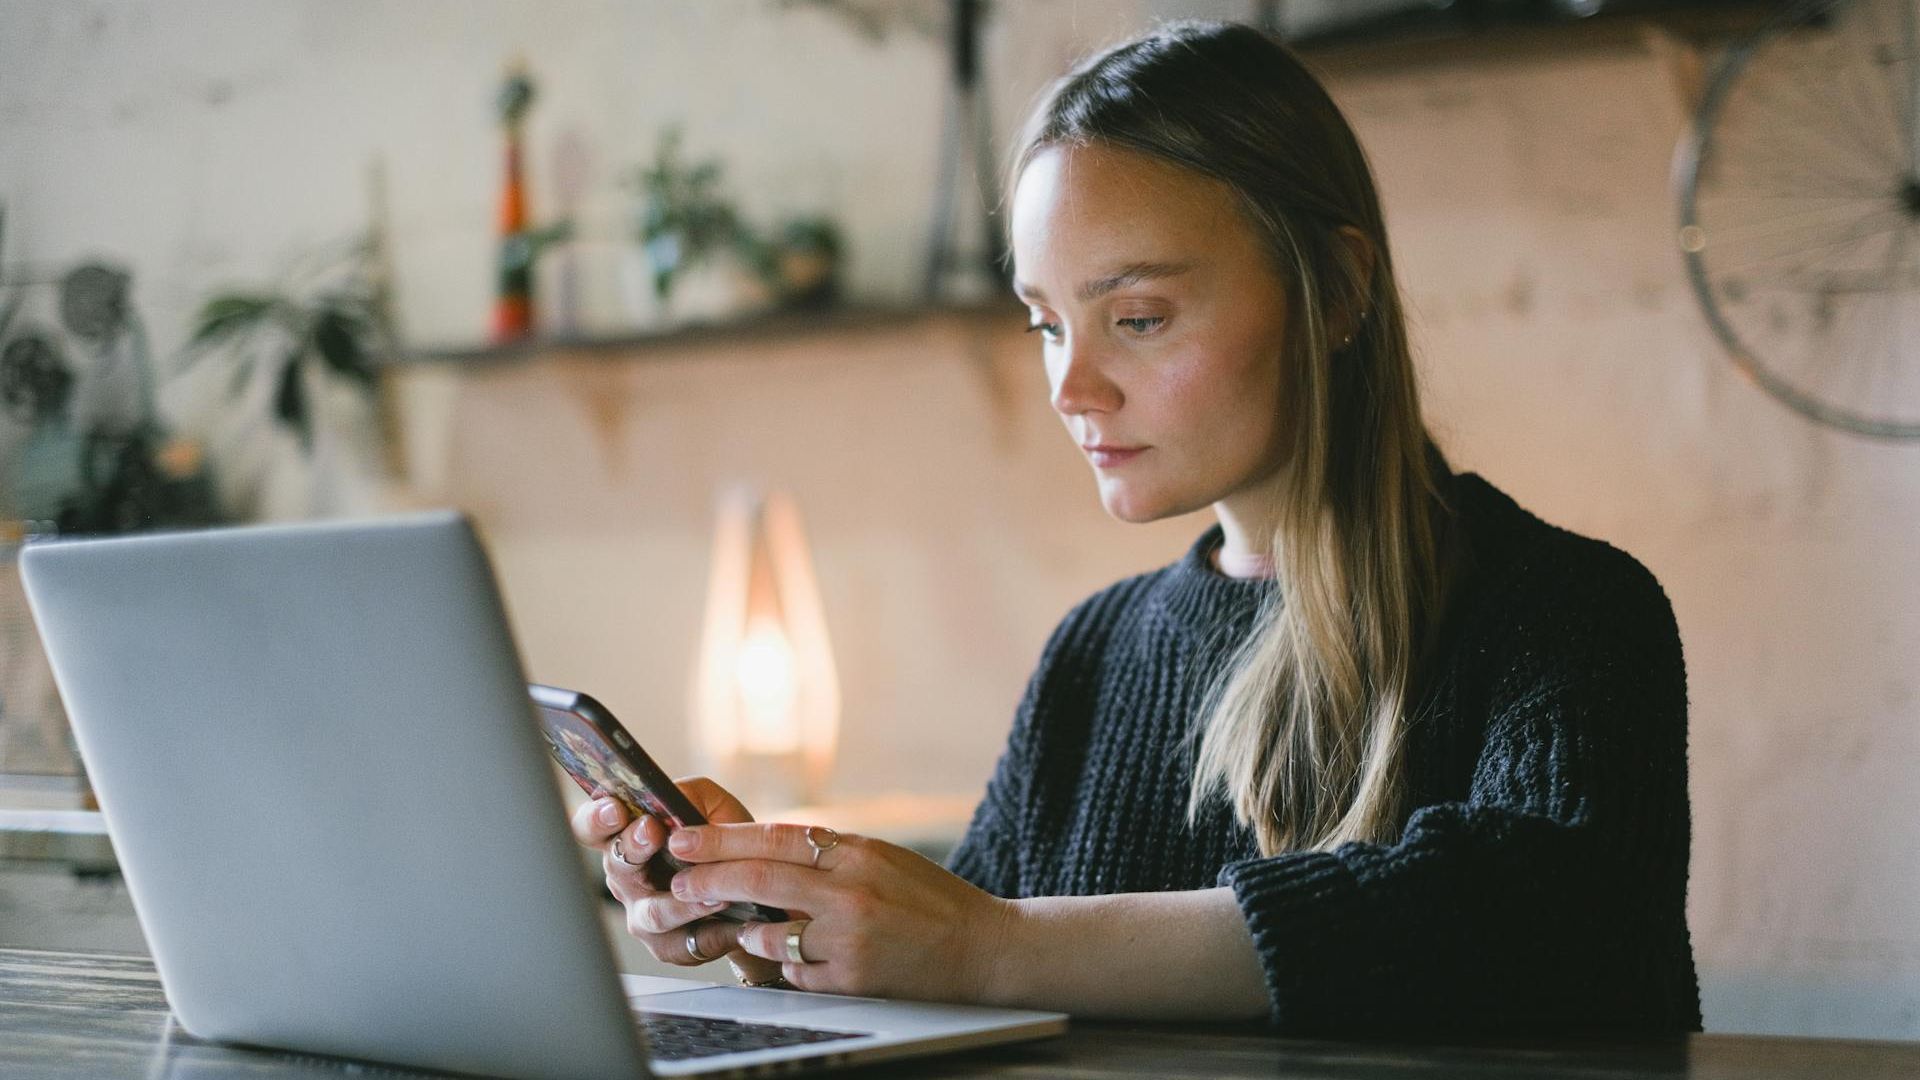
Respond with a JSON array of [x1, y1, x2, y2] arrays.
[[1217, 545, 1701, 1036], [945, 584, 1129, 898], [944, 669, 1037, 898]]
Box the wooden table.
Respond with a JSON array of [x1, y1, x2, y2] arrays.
[[5, 947, 1918, 1079]]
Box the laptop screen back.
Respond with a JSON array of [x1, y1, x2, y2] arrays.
[[20, 512, 650, 1080]]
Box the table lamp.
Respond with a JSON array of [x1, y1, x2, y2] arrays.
[[690, 488, 840, 809]]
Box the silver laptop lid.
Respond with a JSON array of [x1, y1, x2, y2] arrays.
[[20, 511, 651, 1080]]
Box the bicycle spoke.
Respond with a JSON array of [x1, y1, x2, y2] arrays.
[[1827, 2, 1906, 161], [1740, 37, 1900, 174], [1829, 229, 1905, 410], [1707, 114, 1897, 195], [1707, 205, 1907, 276], [1723, 62, 1882, 172], [1700, 195, 1895, 244], [1709, 204, 1908, 277]]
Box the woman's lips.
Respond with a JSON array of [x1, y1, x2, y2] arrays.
[[1083, 444, 1147, 468]]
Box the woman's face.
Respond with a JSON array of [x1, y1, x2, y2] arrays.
[[1009, 142, 1295, 524]]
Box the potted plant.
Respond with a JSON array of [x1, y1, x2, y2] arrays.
[[767, 215, 844, 309], [627, 126, 776, 323], [175, 235, 397, 519], [0, 222, 218, 537]]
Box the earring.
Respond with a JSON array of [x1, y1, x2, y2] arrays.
[[1337, 307, 1369, 350]]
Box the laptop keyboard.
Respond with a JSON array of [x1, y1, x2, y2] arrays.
[[636, 1010, 868, 1062]]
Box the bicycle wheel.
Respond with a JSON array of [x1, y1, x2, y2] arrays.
[[1677, 0, 1920, 439]]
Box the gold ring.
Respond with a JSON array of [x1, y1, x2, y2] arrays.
[[804, 826, 840, 869], [685, 929, 717, 964], [785, 919, 811, 965]]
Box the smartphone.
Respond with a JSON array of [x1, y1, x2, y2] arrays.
[[528, 682, 786, 925]]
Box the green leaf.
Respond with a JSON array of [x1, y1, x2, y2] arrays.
[[188, 294, 278, 348], [310, 309, 376, 387], [272, 354, 311, 450]]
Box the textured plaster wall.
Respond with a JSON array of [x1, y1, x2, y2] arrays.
[[3, 0, 1916, 1040]]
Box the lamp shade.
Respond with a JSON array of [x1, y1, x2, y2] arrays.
[[690, 489, 840, 803]]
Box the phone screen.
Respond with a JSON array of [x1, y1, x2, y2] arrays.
[[529, 683, 786, 924]]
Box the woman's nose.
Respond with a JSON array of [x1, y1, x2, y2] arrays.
[[1050, 336, 1123, 416]]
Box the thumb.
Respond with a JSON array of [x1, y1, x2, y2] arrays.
[[675, 776, 754, 825]]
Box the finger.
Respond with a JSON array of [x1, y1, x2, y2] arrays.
[[639, 812, 669, 851], [603, 816, 658, 891], [625, 893, 731, 936], [668, 822, 853, 870], [672, 859, 828, 913], [734, 919, 830, 967], [607, 817, 685, 904], [571, 797, 629, 846], [782, 961, 825, 993], [666, 918, 744, 967]]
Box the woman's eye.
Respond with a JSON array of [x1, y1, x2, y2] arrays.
[[1023, 316, 1161, 341]]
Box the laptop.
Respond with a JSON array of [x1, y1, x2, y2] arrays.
[[18, 511, 1066, 1079]]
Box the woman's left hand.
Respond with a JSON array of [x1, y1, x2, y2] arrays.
[[663, 822, 1015, 1000]]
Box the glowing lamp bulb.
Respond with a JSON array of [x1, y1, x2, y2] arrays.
[[734, 616, 799, 754]]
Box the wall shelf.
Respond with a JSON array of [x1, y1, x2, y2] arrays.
[[399, 299, 1026, 366]]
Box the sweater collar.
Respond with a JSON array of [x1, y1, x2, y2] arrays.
[[1152, 522, 1278, 644], [1148, 470, 1508, 643]]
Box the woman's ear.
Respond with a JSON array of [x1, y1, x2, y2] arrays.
[[1329, 225, 1377, 351]]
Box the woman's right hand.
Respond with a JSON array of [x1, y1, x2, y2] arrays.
[[569, 776, 781, 983]]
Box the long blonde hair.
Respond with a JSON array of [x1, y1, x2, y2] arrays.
[[1006, 21, 1458, 855]]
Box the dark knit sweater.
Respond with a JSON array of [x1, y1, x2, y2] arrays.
[[945, 472, 1702, 1036]]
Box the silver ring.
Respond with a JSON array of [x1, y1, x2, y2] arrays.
[[785, 919, 812, 965], [686, 930, 717, 964], [804, 825, 840, 869], [610, 837, 639, 868]]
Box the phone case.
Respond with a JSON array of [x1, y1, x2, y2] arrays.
[[529, 683, 787, 925]]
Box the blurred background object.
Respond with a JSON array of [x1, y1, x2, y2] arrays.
[[0, 211, 220, 535], [630, 124, 774, 324], [492, 59, 574, 344], [173, 231, 399, 520], [691, 488, 842, 811], [169, 224, 401, 518], [922, 0, 1008, 303], [1676, 0, 1920, 439]]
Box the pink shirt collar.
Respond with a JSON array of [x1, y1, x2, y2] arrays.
[[1210, 545, 1276, 580]]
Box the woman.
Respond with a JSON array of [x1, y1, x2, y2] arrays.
[[572, 20, 1701, 1035]]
